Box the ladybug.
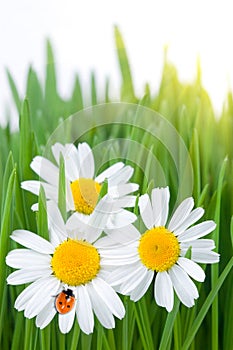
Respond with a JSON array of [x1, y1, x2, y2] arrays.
[[55, 289, 76, 314]]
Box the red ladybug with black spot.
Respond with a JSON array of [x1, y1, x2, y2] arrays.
[[55, 289, 76, 314]]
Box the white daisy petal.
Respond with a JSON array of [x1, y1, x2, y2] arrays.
[[110, 195, 137, 208], [7, 268, 52, 285], [174, 208, 205, 236], [130, 269, 154, 302], [104, 262, 142, 286], [6, 249, 51, 269], [85, 197, 114, 238], [76, 285, 94, 334], [191, 251, 220, 264], [15, 278, 45, 311], [139, 194, 154, 229], [78, 142, 95, 179], [66, 181, 75, 211], [101, 254, 140, 266], [24, 277, 61, 318], [154, 271, 174, 312], [95, 162, 124, 183], [177, 257, 205, 282], [168, 197, 194, 232], [100, 246, 138, 259], [92, 277, 125, 319], [169, 265, 198, 308], [178, 221, 216, 242], [87, 283, 115, 329], [108, 166, 134, 186], [94, 235, 138, 250], [47, 201, 67, 246], [36, 299, 57, 329], [108, 183, 139, 198], [21, 181, 58, 201], [11, 230, 54, 254], [66, 212, 88, 231], [106, 210, 137, 230], [63, 143, 80, 181], [31, 203, 39, 211], [58, 306, 76, 334], [30, 156, 59, 185], [120, 265, 148, 294], [180, 239, 216, 251], [152, 187, 170, 226], [21, 180, 41, 196], [93, 236, 121, 248], [51, 142, 66, 165], [101, 225, 140, 245]]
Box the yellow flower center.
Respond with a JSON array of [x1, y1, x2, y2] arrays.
[[138, 227, 180, 272], [70, 178, 101, 215], [51, 239, 100, 286]]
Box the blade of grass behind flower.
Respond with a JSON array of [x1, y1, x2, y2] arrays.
[[32, 328, 39, 350], [19, 99, 35, 179], [0, 169, 17, 349], [0, 168, 16, 310], [211, 157, 227, 350], [11, 312, 25, 350], [189, 129, 201, 200], [6, 69, 21, 113], [122, 297, 136, 350], [19, 98, 37, 230], [24, 319, 34, 350], [114, 26, 135, 102], [105, 77, 110, 103], [70, 322, 81, 350], [37, 185, 49, 240], [102, 332, 111, 350], [222, 216, 233, 350], [106, 329, 116, 350], [197, 183, 209, 207], [70, 75, 84, 112], [1, 151, 14, 217], [173, 310, 182, 350], [81, 332, 92, 350], [26, 66, 43, 120], [134, 297, 154, 350], [91, 72, 97, 106], [40, 327, 51, 350], [96, 322, 104, 350], [159, 296, 180, 350]]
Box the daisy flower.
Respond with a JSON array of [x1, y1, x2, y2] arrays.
[[21, 142, 138, 229], [103, 187, 219, 312], [6, 201, 125, 334]]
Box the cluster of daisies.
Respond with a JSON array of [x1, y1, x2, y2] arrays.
[[6, 142, 219, 334]]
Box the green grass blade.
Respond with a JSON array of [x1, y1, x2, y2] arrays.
[[114, 26, 135, 101], [134, 298, 154, 350], [91, 72, 97, 106], [0, 167, 16, 300], [211, 157, 227, 350], [159, 297, 180, 350], [6, 69, 21, 113], [37, 185, 49, 240]]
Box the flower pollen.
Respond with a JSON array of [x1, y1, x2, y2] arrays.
[[138, 227, 180, 272], [51, 239, 100, 286], [70, 178, 101, 215]]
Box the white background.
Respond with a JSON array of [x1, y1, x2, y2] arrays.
[[1, 0, 233, 127]]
